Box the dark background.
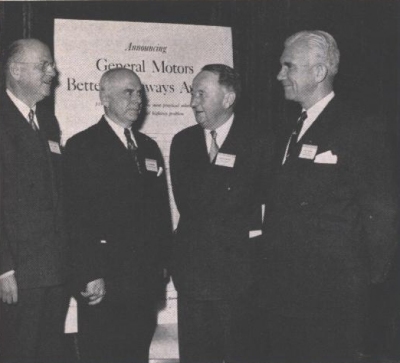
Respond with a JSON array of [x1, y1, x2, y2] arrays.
[[1, 1, 399, 131], [0, 0, 399, 360]]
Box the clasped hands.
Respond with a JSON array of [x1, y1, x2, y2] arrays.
[[81, 278, 106, 305]]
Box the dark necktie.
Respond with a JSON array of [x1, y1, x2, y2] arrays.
[[124, 128, 142, 174], [285, 111, 307, 161], [28, 109, 39, 132], [209, 130, 219, 162]]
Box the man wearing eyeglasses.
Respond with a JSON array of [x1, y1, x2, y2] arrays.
[[0, 39, 69, 363]]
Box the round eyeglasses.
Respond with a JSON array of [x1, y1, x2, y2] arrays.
[[14, 61, 56, 72]]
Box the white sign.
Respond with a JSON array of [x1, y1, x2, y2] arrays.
[[54, 19, 233, 229]]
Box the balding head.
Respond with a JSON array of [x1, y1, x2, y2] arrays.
[[99, 68, 143, 128], [5, 39, 56, 107]]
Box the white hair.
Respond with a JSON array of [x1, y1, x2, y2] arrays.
[[285, 30, 340, 76]]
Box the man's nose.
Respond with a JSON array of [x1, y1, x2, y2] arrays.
[[46, 64, 57, 77], [190, 95, 198, 107], [131, 93, 141, 103], [277, 67, 286, 81]]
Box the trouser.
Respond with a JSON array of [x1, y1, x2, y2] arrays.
[[178, 295, 260, 363], [77, 297, 157, 363], [259, 308, 367, 363], [0, 284, 70, 363]]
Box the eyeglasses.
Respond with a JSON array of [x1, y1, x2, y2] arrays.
[[14, 61, 56, 72]]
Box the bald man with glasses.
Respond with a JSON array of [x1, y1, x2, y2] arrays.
[[0, 39, 69, 363]]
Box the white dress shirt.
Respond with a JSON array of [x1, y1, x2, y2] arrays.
[[104, 115, 138, 148], [6, 89, 40, 129], [297, 91, 335, 141], [204, 113, 234, 152]]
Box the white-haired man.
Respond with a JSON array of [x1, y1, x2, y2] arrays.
[[259, 30, 397, 363]]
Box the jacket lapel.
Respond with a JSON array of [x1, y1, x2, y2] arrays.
[[282, 98, 339, 168]]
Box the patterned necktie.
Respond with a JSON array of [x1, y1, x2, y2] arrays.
[[124, 128, 142, 174], [285, 111, 307, 161], [209, 130, 219, 162], [28, 109, 39, 132]]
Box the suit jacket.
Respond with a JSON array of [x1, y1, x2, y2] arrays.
[[0, 92, 68, 289], [170, 115, 275, 300], [259, 97, 398, 317], [64, 117, 171, 301]]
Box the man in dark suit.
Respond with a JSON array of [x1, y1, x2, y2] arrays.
[[259, 30, 398, 363], [64, 68, 171, 363], [170, 64, 275, 363], [0, 39, 70, 363]]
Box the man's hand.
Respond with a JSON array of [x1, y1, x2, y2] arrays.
[[0, 274, 18, 304], [81, 278, 106, 306]]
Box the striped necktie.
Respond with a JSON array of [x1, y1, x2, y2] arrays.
[[285, 111, 307, 161], [124, 128, 142, 174], [209, 130, 219, 162], [28, 109, 39, 132]]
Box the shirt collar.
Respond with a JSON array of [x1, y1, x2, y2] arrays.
[[203, 113, 234, 148], [6, 88, 36, 120], [297, 91, 335, 141], [104, 114, 138, 148], [304, 91, 335, 120]]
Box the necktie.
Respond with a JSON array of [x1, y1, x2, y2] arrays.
[[28, 109, 39, 132], [124, 128, 142, 174], [209, 130, 219, 162], [285, 111, 307, 161]]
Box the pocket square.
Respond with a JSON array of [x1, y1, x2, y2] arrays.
[[157, 167, 163, 177], [314, 150, 337, 164]]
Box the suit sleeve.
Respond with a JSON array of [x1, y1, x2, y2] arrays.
[[0, 155, 15, 275], [169, 133, 186, 215], [64, 138, 108, 288], [256, 130, 277, 225], [151, 142, 173, 270], [352, 115, 398, 283]]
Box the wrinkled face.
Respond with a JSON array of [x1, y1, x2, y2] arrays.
[[102, 72, 143, 128], [190, 71, 232, 130], [15, 42, 56, 105], [277, 41, 318, 108]]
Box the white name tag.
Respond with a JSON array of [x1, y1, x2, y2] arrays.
[[299, 144, 318, 159], [48, 140, 61, 154], [215, 153, 236, 168], [145, 158, 158, 172]]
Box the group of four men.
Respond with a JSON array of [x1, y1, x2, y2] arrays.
[[0, 29, 397, 363]]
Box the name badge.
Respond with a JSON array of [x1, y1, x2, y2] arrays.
[[299, 144, 318, 159], [215, 153, 236, 168], [145, 158, 158, 172], [48, 140, 61, 154]]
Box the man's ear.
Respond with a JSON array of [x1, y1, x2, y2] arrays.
[[100, 92, 109, 108], [9, 62, 21, 80], [314, 63, 328, 83], [223, 91, 236, 109]]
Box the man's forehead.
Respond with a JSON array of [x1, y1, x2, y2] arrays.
[[22, 43, 52, 61], [281, 42, 310, 63], [109, 72, 141, 88], [192, 71, 219, 89]]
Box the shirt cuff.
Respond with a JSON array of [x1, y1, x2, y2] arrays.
[[0, 270, 15, 279], [249, 230, 262, 238]]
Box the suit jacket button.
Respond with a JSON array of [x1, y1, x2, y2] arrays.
[[300, 201, 308, 206]]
